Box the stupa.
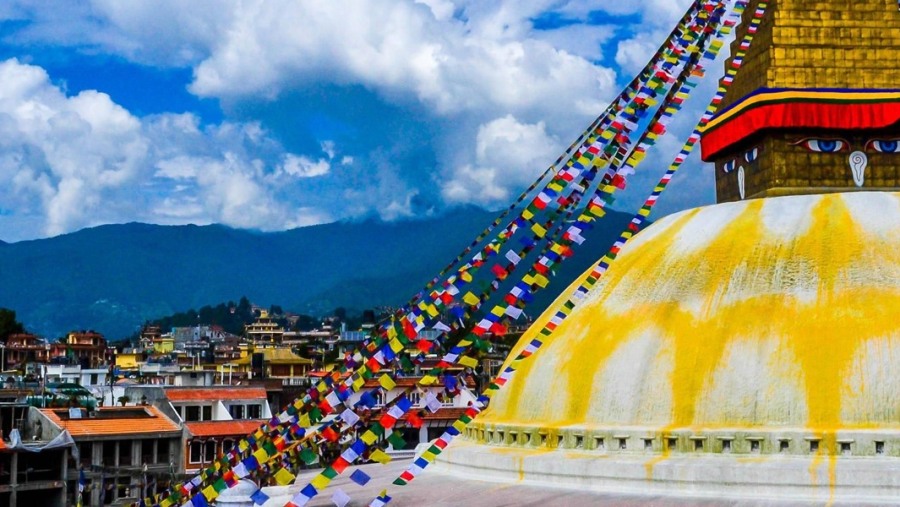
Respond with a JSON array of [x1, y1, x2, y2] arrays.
[[432, 0, 900, 503]]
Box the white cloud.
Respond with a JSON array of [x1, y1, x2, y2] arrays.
[[0, 0, 723, 238], [281, 154, 330, 178], [0, 58, 331, 240], [442, 115, 560, 205]]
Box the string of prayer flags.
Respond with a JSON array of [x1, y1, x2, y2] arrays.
[[387, 0, 764, 492], [133, 3, 755, 505]]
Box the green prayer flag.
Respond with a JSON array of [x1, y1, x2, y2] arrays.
[[388, 432, 406, 449], [322, 466, 338, 479], [213, 478, 228, 492], [300, 448, 317, 465]]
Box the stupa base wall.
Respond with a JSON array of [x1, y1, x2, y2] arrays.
[[434, 437, 900, 505]]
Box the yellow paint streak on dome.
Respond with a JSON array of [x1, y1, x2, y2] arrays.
[[481, 193, 900, 454], [489, 209, 701, 426]]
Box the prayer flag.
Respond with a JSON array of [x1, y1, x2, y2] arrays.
[[350, 469, 371, 486]]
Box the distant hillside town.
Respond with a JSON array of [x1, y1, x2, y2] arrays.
[[0, 304, 527, 506]]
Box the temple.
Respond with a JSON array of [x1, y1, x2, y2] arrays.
[[702, 0, 900, 201], [424, 0, 900, 503]]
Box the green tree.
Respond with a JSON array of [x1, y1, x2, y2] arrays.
[[0, 308, 25, 343]]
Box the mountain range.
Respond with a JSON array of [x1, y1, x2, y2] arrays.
[[0, 206, 635, 340]]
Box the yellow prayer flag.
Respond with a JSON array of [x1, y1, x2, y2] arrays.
[[370, 449, 392, 464], [420, 375, 437, 386], [422, 450, 437, 462], [310, 474, 332, 490], [378, 374, 396, 390], [460, 271, 473, 283], [425, 304, 439, 318], [361, 430, 378, 445], [490, 305, 505, 318], [160, 499, 173, 507], [533, 274, 549, 288], [253, 447, 269, 463], [274, 467, 296, 486], [522, 208, 534, 220], [239, 440, 249, 452], [522, 274, 535, 286], [531, 223, 547, 238], [463, 292, 480, 306], [459, 356, 479, 368], [452, 420, 467, 432], [548, 182, 564, 193], [299, 413, 311, 427], [389, 338, 404, 353], [202, 485, 218, 502], [352, 377, 365, 391]]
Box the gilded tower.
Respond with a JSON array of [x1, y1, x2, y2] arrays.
[[701, 0, 900, 202]]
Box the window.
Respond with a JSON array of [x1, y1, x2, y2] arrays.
[[119, 440, 133, 466], [158, 439, 171, 464], [248, 404, 261, 419], [185, 406, 200, 422], [204, 440, 217, 462], [141, 440, 154, 465], [90, 374, 98, 385], [643, 438, 653, 451], [667, 437, 677, 451], [750, 440, 760, 453], [617, 437, 627, 450], [779, 440, 790, 453], [189, 441, 202, 463], [202, 405, 212, 421], [809, 440, 820, 453], [876, 441, 885, 455], [722, 439, 732, 453], [229, 405, 245, 419]]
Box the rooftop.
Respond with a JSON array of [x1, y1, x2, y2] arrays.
[[165, 387, 268, 402], [234, 348, 313, 365], [185, 419, 268, 438], [40, 405, 180, 437]]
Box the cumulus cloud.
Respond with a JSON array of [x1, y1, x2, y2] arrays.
[[0, 0, 722, 240], [281, 154, 330, 178], [0, 58, 331, 239], [442, 115, 560, 205]]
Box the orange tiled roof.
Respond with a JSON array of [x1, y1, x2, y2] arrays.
[[399, 407, 470, 421], [185, 419, 268, 438], [165, 387, 267, 402], [363, 376, 476, 389], [40, 406, 180, 437], [0, 439, 6, 450]]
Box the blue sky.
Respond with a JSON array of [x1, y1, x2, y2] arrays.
[[0, 0, 723, 243]]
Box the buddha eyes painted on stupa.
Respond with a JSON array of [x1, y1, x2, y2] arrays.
[[793, 137, 900, 154], [795, 138, 848, 153], [867, 139, 900, 153], [720, 145, 762, 174]]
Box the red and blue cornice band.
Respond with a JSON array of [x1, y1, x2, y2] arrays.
[[699, 88, 900, 161]]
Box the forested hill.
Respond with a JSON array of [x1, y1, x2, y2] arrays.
[[0, 206, 635, 340]]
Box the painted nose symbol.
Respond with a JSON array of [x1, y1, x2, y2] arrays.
[[850, 151, 867, 187]]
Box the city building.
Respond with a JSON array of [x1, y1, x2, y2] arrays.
[[31, 405, 181, 506]]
